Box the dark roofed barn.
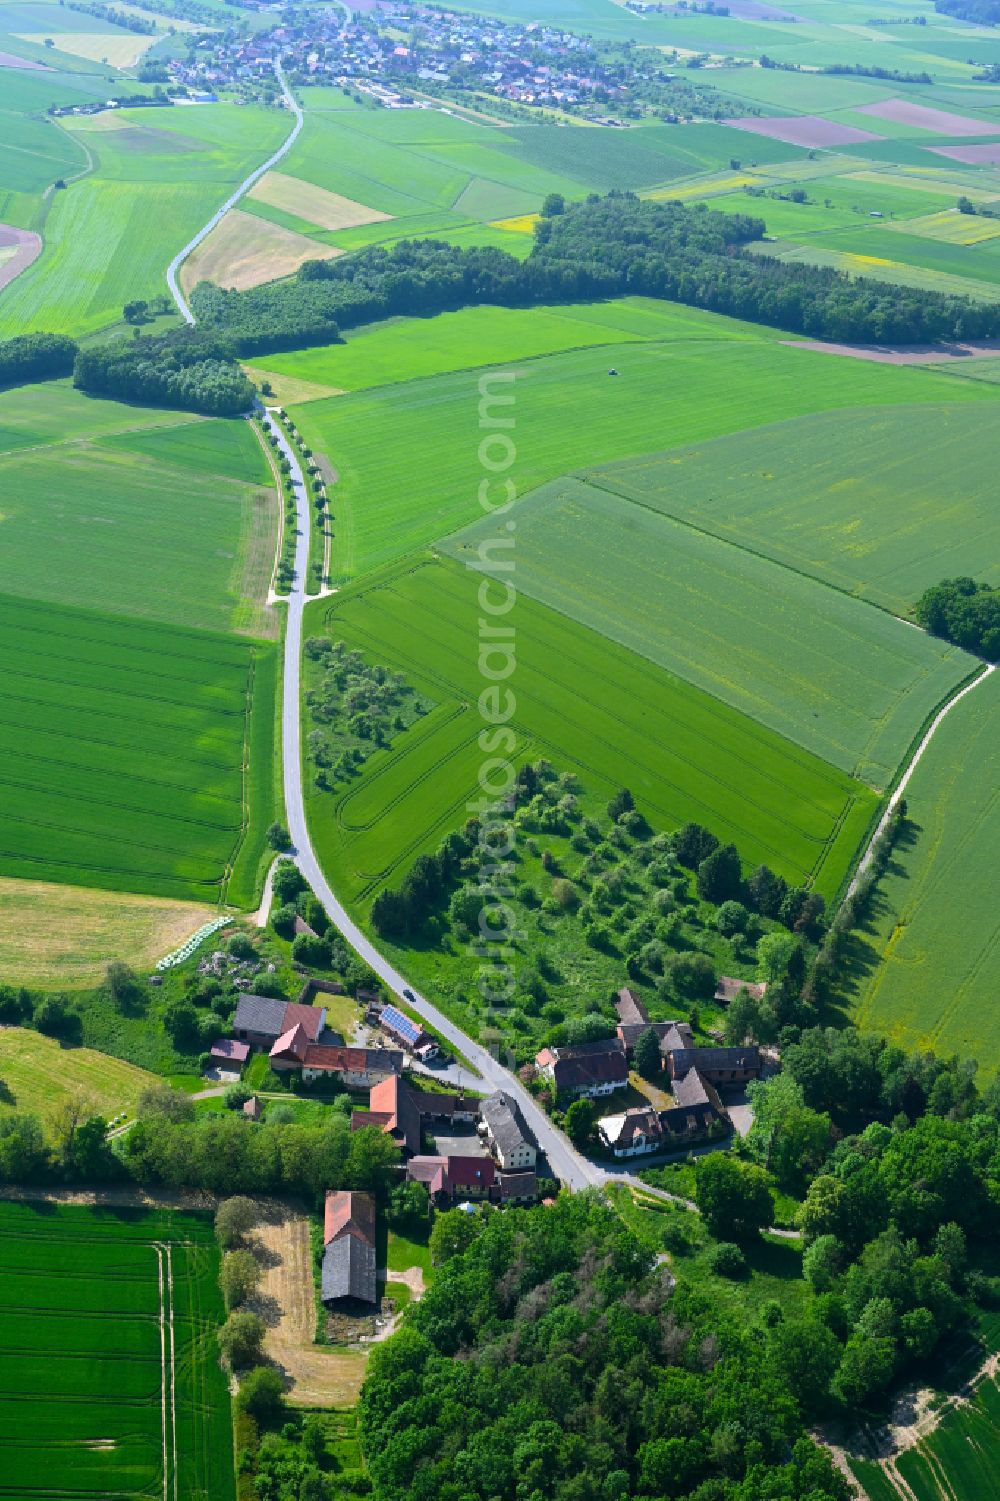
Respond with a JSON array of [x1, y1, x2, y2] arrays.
[[321, 1191, 377, 1308]]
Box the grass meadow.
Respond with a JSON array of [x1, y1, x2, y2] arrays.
[[0, 103, 290, 337], [0, 593, 277, 904], [304, 556, 875, 904], [0, 411, 279, 636], [289, 334, 995, 582], [0, 1200, 233, 1501], [849, 670, 1000, 1077], [0, 875, 215, 988], [589, 402, 1000, 619], [258, 297, 756, 396], [0, 1027, 158, 1127], [443, 474, 973, 789]]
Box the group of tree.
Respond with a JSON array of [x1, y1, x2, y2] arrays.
[[914, 575, 1000, 659], [0, 332, 77, 388], [73, 327, 254, 416], [358, 1191, 851, 1501], [191, 192, 1000, 357], [934, 0, 1000, 22], [371, 824, 481, 939], [674, 820, 826, 939]]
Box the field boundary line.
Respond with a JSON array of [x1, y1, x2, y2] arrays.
[[166, 61, 304, 322], [844, 661, 995, 904], [167, 1243, 178, 1501], [155, 1242, 169, 1501]]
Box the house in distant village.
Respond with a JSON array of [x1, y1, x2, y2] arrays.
[[378, 1003, 439, 1062], [321, 1191, 377, 1308], [269, 1026, 403, 1089], [233, 994, 326, 1051], [479, 1092, 537, 1171]]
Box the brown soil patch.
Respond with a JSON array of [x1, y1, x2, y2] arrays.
[[0, 48, 50, 69], [0, 224, 41, 293], [253, 1210, 368, 1407], [180, 207, 340, 296], [248, 171, 391, 232], [784, 337, 1000, 365]]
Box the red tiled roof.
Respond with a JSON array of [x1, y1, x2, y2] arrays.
[[444, 1155, 495, 1189], [211, 1038, 250, 1063], [324, 1190, 376, 1247], [270, 1022, 308, 1062], [281, 1001, 325, 1041]]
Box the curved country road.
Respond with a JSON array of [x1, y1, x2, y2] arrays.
[[262, 410, 603, 1192], [166, 61, 303, 323]]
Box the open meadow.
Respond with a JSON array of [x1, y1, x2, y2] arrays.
[[849, 670, 1000, 1078], [0, 876, 215, 988], [588, 401, 1000, 619], [443, 474, 973, 788], [0, 1199, 234, 1501], [0, 393, 278, 636], [0, 1027, 159, 1126], [304, 556, 876, 906], [0, 103, 290, 337], [289, 332, 995, 583]]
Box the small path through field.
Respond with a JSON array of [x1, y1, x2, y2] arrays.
[[166, 61, 303, 322], [845, 663, 995, 904]]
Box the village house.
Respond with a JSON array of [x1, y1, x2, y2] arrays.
[[351, 1073, 422, 1155], [269, 1025, 404, 1089], [321, 1191, 377, 1308], [209, 1037, 249, 1072], [714, 976, 767, 1007], [405, 1151, 537, 1207], [535, 1039, 629, 1099], [232, 994, 326, 1051], [598, 1105, 664, 1158], [479, 1092, 537, 1171], [660, 1067, 728, 1140], [378, 1003, 439, 1062], [242, 1095, 264, 1121]]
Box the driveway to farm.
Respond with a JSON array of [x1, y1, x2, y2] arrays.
[[265, 409, 604, 1194], [166, 60, 304, 323]]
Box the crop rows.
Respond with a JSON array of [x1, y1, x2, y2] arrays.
[[307, 558, 873, 900], [443, 473, 972, 789], [0, 595, 261, 902], [0, 1203, 232, 1501]]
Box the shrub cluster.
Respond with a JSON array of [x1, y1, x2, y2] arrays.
[[0, 332, 77, 387], [73, 328, 254, 416], [914, 576, 1000, 659]]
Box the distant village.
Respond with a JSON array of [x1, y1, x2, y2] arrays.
[[119, 0, 731, 123]]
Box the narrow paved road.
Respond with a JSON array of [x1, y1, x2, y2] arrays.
[[166, 61, 303, 323], [262, 410, 602, 1192]]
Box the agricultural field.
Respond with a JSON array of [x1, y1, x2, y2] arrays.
[[258, 296, 751, 396], [0, 592, 277, 904], [0, 388, 278, 636], [587, 402, 1000, 619], [849, 669, 1000, 1078], [0, 1200, 234, 1501], [0, 102, 290, 337], [303, 555, 876, 905], [0, 1027, 159, 1126], [288, 330, 996, 582], [0, 876, 215, 988], [180, 205, 341, 293], [442, 474, 973, 788]]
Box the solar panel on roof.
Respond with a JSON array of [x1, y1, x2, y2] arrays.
[[382, 1005, 420, 1044]]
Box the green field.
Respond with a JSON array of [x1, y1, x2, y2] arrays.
[[588, 402, 1000, 618], [0, 1199, 234, 1501], [0, 388, 277, 636], [260, 297, 758, 394], [303, 556, 875, 904], [850, 669, 1000, 1077], [289, 333, 996, 582], [0, 593, 276, 903], [0, 103, 290, 337], [443, 473, 972, 787]]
